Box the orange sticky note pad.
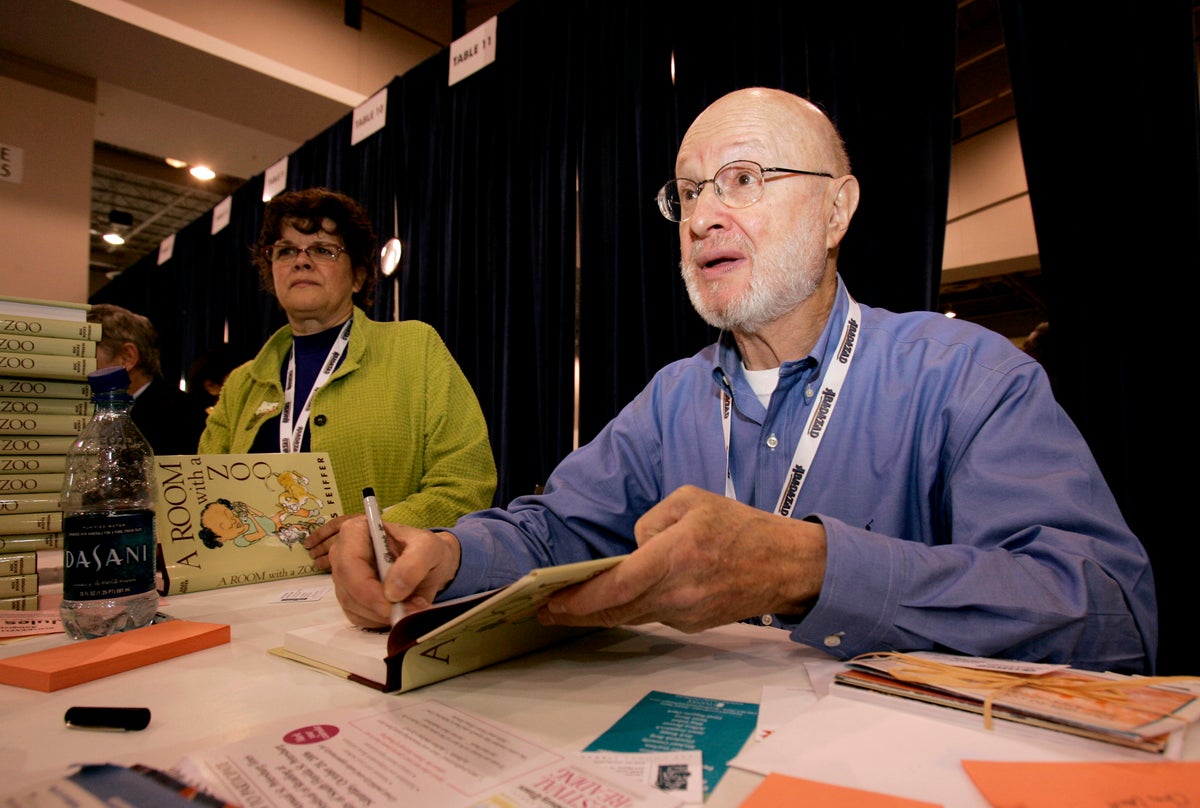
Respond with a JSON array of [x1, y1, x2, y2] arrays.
[[962, 760, 1200, 807], [741, 772, 943, 807], [0, 620, 230, 691]]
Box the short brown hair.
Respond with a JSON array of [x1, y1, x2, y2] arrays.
[[253, 188, 378, 309], [87, 303, 162, 378]]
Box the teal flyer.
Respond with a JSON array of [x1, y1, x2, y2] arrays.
[[584, 690, 759, 796]]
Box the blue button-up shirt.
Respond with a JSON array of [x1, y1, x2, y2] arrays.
[[444, 277, 1157, 673]]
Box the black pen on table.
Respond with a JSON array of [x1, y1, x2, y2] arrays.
[[362, 487, 406, 624]]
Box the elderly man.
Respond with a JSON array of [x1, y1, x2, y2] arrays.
[[324, 87, 1156, 674], [88, 303, 208, 455]]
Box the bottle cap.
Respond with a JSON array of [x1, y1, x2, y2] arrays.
[[87, 365, 132, 395]]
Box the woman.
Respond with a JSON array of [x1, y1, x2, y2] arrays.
[[199, 188, 497, 566]]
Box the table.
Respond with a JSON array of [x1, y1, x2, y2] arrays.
[[0, 578, 814, 805], [1, 579, 1195, 807]]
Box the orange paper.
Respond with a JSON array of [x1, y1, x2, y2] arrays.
[[740, 772, 943, 807], [962, 760, 1200, 807], [0, 620, 230, 691]]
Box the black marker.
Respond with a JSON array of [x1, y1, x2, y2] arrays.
[[64, 706, 151, 732]]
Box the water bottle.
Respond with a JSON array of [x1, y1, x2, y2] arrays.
[[59, 365, 159, 639]]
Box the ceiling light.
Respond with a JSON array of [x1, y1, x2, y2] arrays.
[[944, 311, 957, 319], [164, 157, 188, 169], [189, 165, 216, 181], [103, 232, 125, 246]]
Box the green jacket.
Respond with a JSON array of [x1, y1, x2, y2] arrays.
[[199, 310, 497, 527]]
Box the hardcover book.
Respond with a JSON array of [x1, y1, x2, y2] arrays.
[[0, 551, 35, 575], [0, 333, 97, 358], [0, 295, 90, 323], [153, 453, 343, 595], [0, 412, 89, 436], [0, 395, 93, 416], [0, 532, 63, 553], [0, 593, 37, 610], [0, 378, 91, 399], [0, 454, 66, 476], [0, 435, 77, 455], [0, 312, 102, 341], [0, 472, 65, 494], [273, 555, 626, 693], [0, 352, 97, 380], [0, 510, 61, 536], [0, 491, 63, 513]]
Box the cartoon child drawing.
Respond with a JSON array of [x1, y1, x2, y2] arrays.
[[198, 498, 324, 549]]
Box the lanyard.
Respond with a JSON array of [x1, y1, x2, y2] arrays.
[[721, 298, 861, 516], [278, 319, 352, 453]]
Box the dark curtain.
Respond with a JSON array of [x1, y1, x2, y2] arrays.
[[1000, 0, 1200, 674], [92, 0, 957, 515]]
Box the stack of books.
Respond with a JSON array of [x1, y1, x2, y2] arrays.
[[0, 295, 99, 611]]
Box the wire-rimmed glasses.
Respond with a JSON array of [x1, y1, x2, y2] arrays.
[[656, 160, 833, 223], [265, 242, 347, 264]]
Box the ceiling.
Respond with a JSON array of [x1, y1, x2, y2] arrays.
[[2, 1, 1196, 341]]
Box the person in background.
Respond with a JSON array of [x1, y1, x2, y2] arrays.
[[88, 303, 208, 455], [186, 344, 241, 415], [327, 88, 1157, 675], [200, 187, 497, 557]]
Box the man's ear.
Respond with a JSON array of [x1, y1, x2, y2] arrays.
[[114, 341, 141, 370], [826, 175, 860, 250]]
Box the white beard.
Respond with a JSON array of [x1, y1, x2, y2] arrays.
[[682, 222, 826, 334]]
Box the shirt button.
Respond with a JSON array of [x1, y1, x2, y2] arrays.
[[761, 614, 774, 626], [313, 414, 327, 427], [766, 434, 779, 449], [823, 633, 843, 648], [805, 386, 814, 398]]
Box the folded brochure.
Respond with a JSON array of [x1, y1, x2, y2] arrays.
[[832, 651, 1200, 754]]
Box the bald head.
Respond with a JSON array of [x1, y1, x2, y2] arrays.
[[678, 88, 850, 179]]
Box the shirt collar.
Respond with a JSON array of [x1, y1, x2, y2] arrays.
[[712, 274, 852, 393]]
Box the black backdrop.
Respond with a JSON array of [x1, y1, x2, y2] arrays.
[[92, 1, 1198, 672], [95, 0, 956, 506]]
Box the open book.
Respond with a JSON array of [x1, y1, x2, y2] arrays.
[[831, 651, 1200, 754], [273, 555, 626, 693]]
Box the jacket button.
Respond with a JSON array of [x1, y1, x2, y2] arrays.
[[313, 414, 327, 427], [823, 633, 843, 648]]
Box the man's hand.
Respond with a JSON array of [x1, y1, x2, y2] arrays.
[[541, 485, 826, 632], [327, 515, 462, 628], [303, 514, 354, 572]]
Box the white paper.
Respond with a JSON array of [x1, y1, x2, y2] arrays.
[[175, 700, 681, 807], [730, 692, 1176, 808]]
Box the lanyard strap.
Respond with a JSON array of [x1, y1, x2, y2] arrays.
[[279, 319, 352, 453], [721, 298, 861, 516]]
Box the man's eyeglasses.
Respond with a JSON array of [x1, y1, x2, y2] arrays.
[[656, 160, 833, 223], [266, 242, 347, 264]]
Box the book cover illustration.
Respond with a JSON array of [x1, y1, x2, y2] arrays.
[[154, 453, 342, 595]]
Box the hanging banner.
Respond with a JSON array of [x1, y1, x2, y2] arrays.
[[351, 87, 387, 146], [448, 16, 497, 86], [157, 233, 175, 265], [263, 156, 288, 202], [211, 196, 232, 235]]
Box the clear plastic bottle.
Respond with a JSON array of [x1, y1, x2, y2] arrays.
[[59, 365, 159, 639]]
